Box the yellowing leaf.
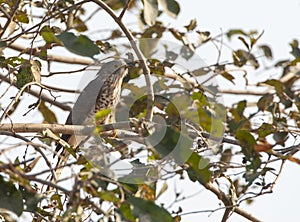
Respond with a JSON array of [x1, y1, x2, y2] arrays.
[[94, 108, 111, 123], [143, 0, 158, 26], [38, 101, 58, 124]]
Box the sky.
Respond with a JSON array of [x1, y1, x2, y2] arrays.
[[163, 1, 300, 221]]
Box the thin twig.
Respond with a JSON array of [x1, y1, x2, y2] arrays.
[[0, 73, 71, 111], [0, 131, 55, 180], [118, 0, 132, 20], [0, 0, 21, 38], [203, 182, 262, 222]]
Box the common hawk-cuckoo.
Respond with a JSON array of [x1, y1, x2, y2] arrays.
[[53, 59, 128, 182]]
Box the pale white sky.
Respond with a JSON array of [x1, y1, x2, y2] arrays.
[[163, 1, 300, 221]]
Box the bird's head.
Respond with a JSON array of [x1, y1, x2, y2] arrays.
[[99, 60, 128, 82]]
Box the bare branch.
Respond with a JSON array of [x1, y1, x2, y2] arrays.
[[0, 73, 71, 111], [8, 43, 93, 65], [203, 182, 262, 222], [0, 122, 130, 134]]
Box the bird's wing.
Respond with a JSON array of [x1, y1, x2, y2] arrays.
[[55, 76, 105, 153]]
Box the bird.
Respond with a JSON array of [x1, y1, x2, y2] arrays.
[[51, 59, 128, 186]]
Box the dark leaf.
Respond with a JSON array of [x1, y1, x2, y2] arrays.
[[16, 62, 32, 88], [290, 39, 300, 58], [197, 31, 211, 45], [220, 149, 232, 164], [50, 194, 63, 211], [232, 49, 259, 68], [158, 0, 180, 18], [221, 71, 235, 83], [0, 41, 7, 47], [128, 197, 173, 222], [19, 186, 43, 212], [73, 17, 88, 32], [257, 94, 273, 111], [169, 28, 184, 41], [180, 44, 194, 60], [56, 32, 99, 58], [0, 175, 23, 216], [259, 45, 273, 59], [192, 67, 211, 76], [232, 49, 248, 67], [264, 79, 284, 97], [273, 131, 288, 146]]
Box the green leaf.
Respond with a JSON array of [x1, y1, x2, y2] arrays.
[[16, 62, 32, 88], [128, 197, 173, 222], [0, 41, 7, 47], [235, 129, 256, 160], [158, 0, 180, 18], [99, 191, 120, 203], [0, 175, 23, 216], [250, 30, 264, 48], [119, 202, 136, 221], [257, 123, 276, 138], [50, 194, 63, 211], [73, 17, 88, 32], [186, 153, 211, 184], [56, 32, 99, 58], [150, 125, 193, 163], [94, 108, 112, 123], [257, 94, 273, 111], [142, 0, 159, 26], [19, 186, 43, 213], [40, 25, 60, 44], [232, 49, 248, 67], [15, 10, 29, 23], [226, 29, 248, 40]]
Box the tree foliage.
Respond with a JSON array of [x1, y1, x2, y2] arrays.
[[0, 0, 299, 221]]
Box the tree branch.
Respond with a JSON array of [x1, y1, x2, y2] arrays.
[[90, 0, 154, 122], [0, 122, 131, 134], [203, 182, 262, 222]]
